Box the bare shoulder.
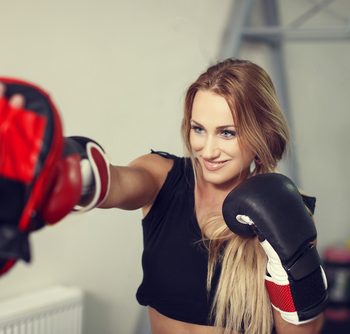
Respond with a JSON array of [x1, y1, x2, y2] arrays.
[[128, 153, 175, 213], [129, 152, 174, 187]]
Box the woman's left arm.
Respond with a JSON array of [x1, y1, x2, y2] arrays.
[[273, 309, 324, 334], [222, 173, 328, 326]]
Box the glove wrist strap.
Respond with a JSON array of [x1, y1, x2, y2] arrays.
[[73, 141, 110, 212]]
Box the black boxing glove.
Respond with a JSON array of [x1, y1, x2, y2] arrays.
[[222, 173, 328, 325]]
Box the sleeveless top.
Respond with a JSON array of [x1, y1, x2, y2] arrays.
[[136, 151, 316, 327]]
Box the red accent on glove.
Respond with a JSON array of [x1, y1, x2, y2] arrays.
[[91, 146, 109, 205], [265, 279, 296, 312]]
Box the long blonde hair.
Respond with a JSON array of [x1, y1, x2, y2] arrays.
[[181, 59, 290, 333]]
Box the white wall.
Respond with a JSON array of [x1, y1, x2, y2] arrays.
[[1, 1, 350, 333], [0, 0, 232, 333]]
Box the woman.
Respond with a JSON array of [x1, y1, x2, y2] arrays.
[[99, 59, 326, 333], [0, 59, 326, 333]]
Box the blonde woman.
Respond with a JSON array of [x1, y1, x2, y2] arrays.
[[0, 59, 327, 333]]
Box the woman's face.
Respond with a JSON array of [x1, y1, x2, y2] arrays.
[[189, 90, 255, 188]]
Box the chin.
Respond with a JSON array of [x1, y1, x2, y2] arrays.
[[202, 168, 248, 189], [202, 172, 235, 186]]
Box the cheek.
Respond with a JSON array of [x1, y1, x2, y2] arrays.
[[223, 141, 255, 163], [239, 149, 255, 167], [221, 140, 241, 157], [189, 133, 204, 152]]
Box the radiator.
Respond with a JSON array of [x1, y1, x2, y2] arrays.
[[0, 285, 84, 334]]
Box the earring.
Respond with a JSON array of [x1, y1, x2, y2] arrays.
[[250, 159, 256, 173]]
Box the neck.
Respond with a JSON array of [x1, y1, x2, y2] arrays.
[[195, 165, 250, 196]]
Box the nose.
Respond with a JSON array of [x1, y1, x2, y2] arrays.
[[201, 135, 220, 160]]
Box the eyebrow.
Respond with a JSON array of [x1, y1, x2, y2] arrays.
[[190, 119, 237, 130]]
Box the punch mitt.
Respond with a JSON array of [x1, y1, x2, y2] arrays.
[[0, 77, 63, 275]]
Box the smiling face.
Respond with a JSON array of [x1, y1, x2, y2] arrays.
[[190, 90, 255, 189]]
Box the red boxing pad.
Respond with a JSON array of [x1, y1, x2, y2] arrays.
[[0, 77, 63, 276]]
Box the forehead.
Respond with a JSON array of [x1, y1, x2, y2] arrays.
[[191, 90, 234, 125]]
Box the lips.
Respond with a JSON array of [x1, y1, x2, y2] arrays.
[[202, 159, 228, 171]]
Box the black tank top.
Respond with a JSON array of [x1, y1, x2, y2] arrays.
[[136, 152, 218, 325], [136, 151, 316, 327]]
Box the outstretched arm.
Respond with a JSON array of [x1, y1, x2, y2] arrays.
[[0, 77, 172, 276], [99, 153, 173, 211]]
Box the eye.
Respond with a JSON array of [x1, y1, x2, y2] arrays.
[[220, 129, 236, 139], [191, 124, 205, 134]]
